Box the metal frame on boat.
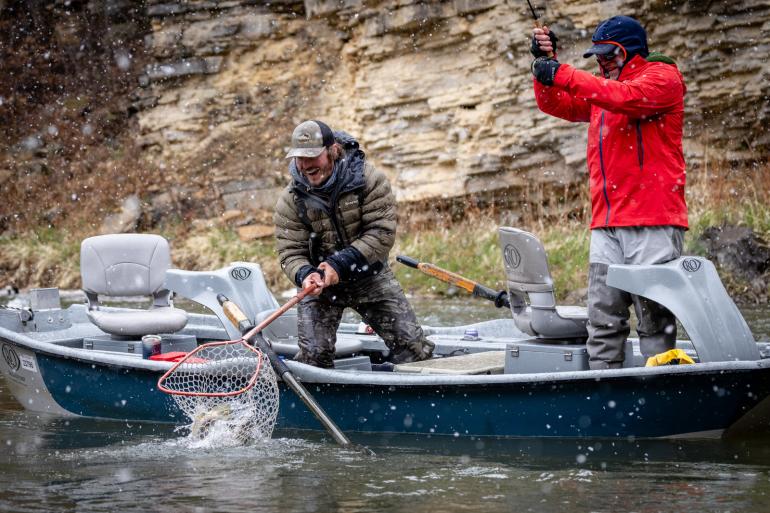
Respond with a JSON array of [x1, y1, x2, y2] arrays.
[[1, 231, 769, 439]]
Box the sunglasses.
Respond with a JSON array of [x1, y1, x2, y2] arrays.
[[596, 52, 621, 62]]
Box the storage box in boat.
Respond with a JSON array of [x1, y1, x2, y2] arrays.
[[504, 342, 588, 374], [83, 334, 197, 355]]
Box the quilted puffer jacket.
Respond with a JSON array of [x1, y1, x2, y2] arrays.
[[274, 133, 397, 286]]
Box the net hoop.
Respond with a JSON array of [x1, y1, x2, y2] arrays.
[[157, 339, 267, 397]]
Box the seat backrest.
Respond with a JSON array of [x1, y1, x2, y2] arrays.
[[498, 227, 555, 295], [80, 234, 188, 337], [498, 227, 588, 340], [81, 234, 171, 299]]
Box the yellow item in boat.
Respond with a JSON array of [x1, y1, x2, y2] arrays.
[[645, 348, 695, 367]]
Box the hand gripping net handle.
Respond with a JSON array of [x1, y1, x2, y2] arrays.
[[157, 339, 267, 397]]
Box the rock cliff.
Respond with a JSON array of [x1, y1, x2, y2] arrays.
[[2, 0, 769, 233]]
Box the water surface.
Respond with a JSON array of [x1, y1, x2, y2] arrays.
[[2, 388, 770, 513], [1, 297, 770, 512]]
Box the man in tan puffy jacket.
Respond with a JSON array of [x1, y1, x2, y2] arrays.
[[274, 120, 434, 368]]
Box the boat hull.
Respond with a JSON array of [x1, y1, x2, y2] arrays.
[[3, 337, 770, 439], [276, 367, 770, 438]]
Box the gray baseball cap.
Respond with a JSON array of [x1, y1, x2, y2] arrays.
[[285, 120, 335, 159]]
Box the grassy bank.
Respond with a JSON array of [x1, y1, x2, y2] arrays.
[[2, 166, 768, 302], [392, 219, 590, 301]]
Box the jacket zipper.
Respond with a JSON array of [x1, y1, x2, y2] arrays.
[[331, 208, 348, 249], [636, 119, 644, 171], [329, 190, 350, 250], [599, 111, 611, 226]]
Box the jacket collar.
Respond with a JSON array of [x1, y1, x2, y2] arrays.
[[617, 54, 648, 81]]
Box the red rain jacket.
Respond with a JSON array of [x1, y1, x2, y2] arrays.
[[534, 55, 688, 229]]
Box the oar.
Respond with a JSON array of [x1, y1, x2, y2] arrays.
[[217, 291, 373, 455], [396, 255, 511, 308]]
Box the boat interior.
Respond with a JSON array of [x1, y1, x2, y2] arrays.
[[2, 230, 768, 375]]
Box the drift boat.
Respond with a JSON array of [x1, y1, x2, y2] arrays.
[[1, 230, 769, 439]]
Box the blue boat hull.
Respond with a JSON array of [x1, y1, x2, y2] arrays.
[[31, 349, 770, 438]]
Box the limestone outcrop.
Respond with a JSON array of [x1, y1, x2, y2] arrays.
[[4, 1, 769, 231], [132, 0, 769, 225]]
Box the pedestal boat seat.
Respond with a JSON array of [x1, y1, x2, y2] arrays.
[[80, 234, 188, 337], [498, 227, 589, 341]]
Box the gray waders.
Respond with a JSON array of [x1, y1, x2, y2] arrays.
[[587, 226, 684, 370]]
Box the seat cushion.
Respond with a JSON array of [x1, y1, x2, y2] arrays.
[[555, 305, 588, 320], [87, 307, 188, 337]]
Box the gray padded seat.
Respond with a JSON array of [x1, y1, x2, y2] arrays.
[[498, 227, 588, 340], [80, 234, 188, 337]]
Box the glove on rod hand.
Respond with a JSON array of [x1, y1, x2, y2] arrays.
[[531, 57, 560, 86], [530, 27, 558, 58]]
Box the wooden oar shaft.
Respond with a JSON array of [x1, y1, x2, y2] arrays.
[[417, 263, 477, 294], [280, 371, 351, 446], [248, 332, 352, 447], [396, 255, 510, 308]]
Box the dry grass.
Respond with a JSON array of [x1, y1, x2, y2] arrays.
[[0, 229, 82, 289], [687, 163, 770, 241], [171, 228, 286, 293], [2, 164, 767, 303]]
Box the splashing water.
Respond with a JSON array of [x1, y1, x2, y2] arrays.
[[159, 341, 281, 447]]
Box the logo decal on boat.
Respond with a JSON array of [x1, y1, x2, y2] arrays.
[[230, 267, 252, 280], [682, 258, 702, 273], [2, 344, 20, 372], [504, 244, 522, 269]]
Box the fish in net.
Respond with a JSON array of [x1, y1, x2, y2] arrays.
[[158, 340, 280, 443]]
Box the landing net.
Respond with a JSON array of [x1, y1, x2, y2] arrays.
[[158, 340, 280, 442]]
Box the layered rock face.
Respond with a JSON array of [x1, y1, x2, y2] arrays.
[[135, 0, 769, 228]]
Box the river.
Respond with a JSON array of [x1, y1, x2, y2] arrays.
[[1, 298, 770, 512]]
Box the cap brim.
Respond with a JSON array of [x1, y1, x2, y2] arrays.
[[583, 43, 618, 58], [285, 147, 325, 159]]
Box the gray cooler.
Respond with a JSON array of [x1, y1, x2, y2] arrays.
[[504, 341, 588, 374]]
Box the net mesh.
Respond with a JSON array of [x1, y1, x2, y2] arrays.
[[158, 340, 280, 443]]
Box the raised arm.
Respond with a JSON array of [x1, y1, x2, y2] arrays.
[[552, 61, 684, 118], [534, 78, 592, 122]]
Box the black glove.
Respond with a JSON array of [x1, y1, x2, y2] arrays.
[[294, 265, 324, 287], [530, 30, 558, 58], [531, 57, 560, 86]]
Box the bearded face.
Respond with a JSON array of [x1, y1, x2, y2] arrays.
[[597, 53, 626, 80]]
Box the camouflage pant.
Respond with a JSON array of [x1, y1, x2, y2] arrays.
[[294, 266, 434, 368]]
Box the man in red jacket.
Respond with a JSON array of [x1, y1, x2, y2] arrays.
[[531, 16, 688, 369]]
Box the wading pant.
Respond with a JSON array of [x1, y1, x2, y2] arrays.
[[294, 266, 434, 368], [587, 226, 684, 370]]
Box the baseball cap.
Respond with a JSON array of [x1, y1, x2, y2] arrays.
[[583, 42, 624, 58], [285, 120, 335, 159]]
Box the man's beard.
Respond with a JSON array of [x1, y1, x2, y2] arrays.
[[600, 56, 625, 80]]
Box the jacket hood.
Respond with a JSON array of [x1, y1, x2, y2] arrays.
[[617, 54, 687, 97]]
